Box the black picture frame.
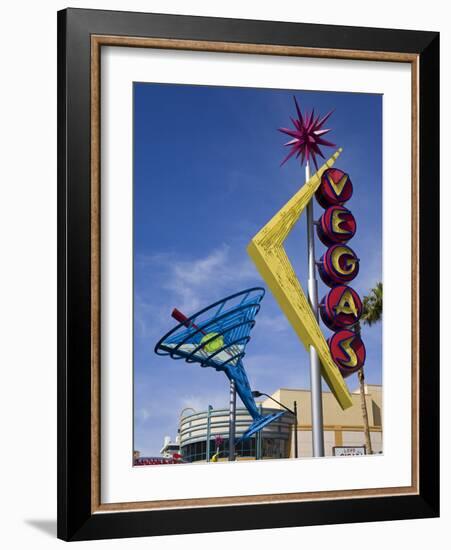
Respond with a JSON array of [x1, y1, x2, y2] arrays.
[[57, 7, 439, 542]]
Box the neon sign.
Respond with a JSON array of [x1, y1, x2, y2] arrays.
[[317, 205, 356, 247], [320, 285, 362, 331], [329, 329, 366, 376], [317, 169, 366, 377], [319, 244, 360, 286], [315, 168, 353, 208], [247, 150, 353, 409]]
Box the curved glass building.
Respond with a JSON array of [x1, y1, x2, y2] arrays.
[[179, 406, 295, 462]]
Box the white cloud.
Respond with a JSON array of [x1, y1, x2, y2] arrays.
[[244, 352, 311, 392], [138, 244, 258, 315], [257, 313, 290, 333], [134, 291, 182, 344], [137, 407, 150, 421], [178, 390, 229, 413]]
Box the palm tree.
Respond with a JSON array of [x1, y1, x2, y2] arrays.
[[356, 282, 383, 455], [361, 282, 383, 327]]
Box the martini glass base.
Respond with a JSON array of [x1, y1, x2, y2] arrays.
[[237, 410, 286, 443]]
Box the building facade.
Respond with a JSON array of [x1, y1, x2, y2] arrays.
[[260, 384, 383, 456], [159, 435, 180, 458], [178, 384, 382, 461], [179, 406, 295, 462]]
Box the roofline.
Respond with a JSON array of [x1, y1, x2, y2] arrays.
[[274, 384, 382, 394]]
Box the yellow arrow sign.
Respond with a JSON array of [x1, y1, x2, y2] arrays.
[[247, 148, 353, 410]]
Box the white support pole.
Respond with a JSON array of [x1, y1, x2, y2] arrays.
[[305, 161, 325, 457], [206, 405, 212, 462], [228, 379, 236, 461]]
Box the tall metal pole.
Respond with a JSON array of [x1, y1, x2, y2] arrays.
[[257, 402, 263, 460], [206, 405, 213, 462], [305, 161, 325, 457], [228, 379, 236, 461], [293, 400, 298, 459], [260, 430, 263, 459]]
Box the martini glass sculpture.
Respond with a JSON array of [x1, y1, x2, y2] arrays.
[[155, 287, 286, 442]]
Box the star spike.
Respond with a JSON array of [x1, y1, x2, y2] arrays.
[[316, 109, 335, 129], [279, 98, 335, 169], [293, 96, 304, 127]]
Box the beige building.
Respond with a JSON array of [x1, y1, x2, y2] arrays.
[[260, 384, 382, 457]]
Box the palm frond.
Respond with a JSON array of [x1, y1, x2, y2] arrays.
[[361, 282, 383, 326]]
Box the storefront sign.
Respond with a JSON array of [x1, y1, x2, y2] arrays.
[[333, 446, 366, 456]]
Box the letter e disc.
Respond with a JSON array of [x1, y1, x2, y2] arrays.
[[317, 205, 356, 247]]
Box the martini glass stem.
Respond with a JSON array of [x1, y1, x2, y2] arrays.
[[306, 161, 325, 457]]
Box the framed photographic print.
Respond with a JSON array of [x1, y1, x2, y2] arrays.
[[57, 8, 439, 541]]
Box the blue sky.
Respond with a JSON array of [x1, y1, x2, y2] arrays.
[[133, 83, 382, 456]]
